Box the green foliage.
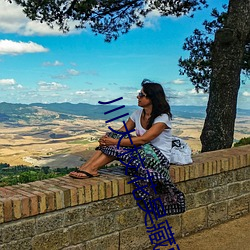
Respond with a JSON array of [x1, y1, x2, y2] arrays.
[[234, 137, 250, 147], [8, 0, 208, 42], [0, 162, 120, 186], [179, 5, 250, 92], [0, 164, 78, 187]]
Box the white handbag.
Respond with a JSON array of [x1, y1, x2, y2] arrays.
[[170, 136, 193, 165]]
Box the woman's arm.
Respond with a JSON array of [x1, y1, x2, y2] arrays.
[[103, 122, 168, 147], [117, 118, 135, 132], [99, 118, 135, 146]]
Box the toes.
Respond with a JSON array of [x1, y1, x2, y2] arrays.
[[69, 172, 87, 178]]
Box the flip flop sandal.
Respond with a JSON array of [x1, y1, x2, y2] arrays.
[[69, 169, 100, 179]]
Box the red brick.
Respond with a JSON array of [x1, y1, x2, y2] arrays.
[[44, 190, 56, 211], [91, 183, 99, 201], [116, 176, 125, 195], [61, 185, 78, 206], [47, 187, 65, 210], [208, 161, 213, 175], [101, 174, 119, 197], [28, 183, 58, 211], [189, 165, 195, 180], [0, 200, 4, 223], [82, 179, 103, 201], [215, 158, 221, 173], [20, 196, 30, 217], [29, 180, 48, 187], [32, 190, 47, 214], [202, 162, 208, 176], [184, 165, 190, 181], [105, 180, 113, 197], [95, 176, 113, 198], [194, 164, 200, 178], [82, 183, 92, 203], [11, 189, 38, 216], [112, 179, 119, 197], [247, 153, 250, 165], [212, 161, 217, 175], [198, 163, 204, 177], [52, 185, 70, 208], [19, 184, 54, 213], [0, 187, 16, 198], [12, 196, 22, 220], [124, 177, 132, 194], [169, 167, 176, 182], [0, 198, 12, 222], [55, 178, 85, 205]]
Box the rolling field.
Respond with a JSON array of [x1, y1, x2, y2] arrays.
[[0, 115, 249, 167]]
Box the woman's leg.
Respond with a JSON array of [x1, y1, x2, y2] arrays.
[[69, 150, 116, 178], [81, 150, 103, 168]]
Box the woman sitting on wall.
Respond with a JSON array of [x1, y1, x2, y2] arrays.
[[69, 79, 185, 215]]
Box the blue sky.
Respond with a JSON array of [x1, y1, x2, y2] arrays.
[[0, 0, 249, 108]]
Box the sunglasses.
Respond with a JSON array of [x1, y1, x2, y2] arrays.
[[138, 92, 146, 98]]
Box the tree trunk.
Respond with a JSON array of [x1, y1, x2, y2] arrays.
[[200, 0, 250, 152]]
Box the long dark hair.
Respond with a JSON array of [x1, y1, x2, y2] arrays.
[[141, 79, 172, 129]]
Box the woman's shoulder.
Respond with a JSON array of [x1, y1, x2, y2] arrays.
[[155, 113, 171, 120], [131, 109, 142, 117], [153, 113, 172, 127]]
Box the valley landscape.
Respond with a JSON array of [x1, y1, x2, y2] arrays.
[[0, 102, 249, 168]]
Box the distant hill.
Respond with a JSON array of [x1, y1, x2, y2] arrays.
[[0, 102, 249, 124]]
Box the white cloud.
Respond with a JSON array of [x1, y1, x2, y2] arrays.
[[120, 86, 137, 91], [175, 91, 186, 97], [68, 69, 80, 76], [38, 81, 68, 91], [144, 9, 161, 29], [164, 87, 209, 106], [188, 89, 206, 95], [94, 88, 108, 91], [0, 0, 83, 36], [0, 39, 48, 55], [75, 91, 86, 95], [43, 60, 63, 66], [243, 91, 250, 97], [0, 78, 16, 85], [172, 79, 185, 85], [0, 78, 25, 91], [52, 74, 68, 79], [188, 89, 197, 94], [17, 84, 24, 89]]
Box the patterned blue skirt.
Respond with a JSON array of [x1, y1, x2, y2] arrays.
[[96, 132, 185, 216]]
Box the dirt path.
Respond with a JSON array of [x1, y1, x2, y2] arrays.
[[176, 213, 250, 250]]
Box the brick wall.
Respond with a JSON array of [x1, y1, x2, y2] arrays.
[[0, 145, 249, 250]]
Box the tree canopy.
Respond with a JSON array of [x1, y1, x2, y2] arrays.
[[179, 5, 250, 92], [8, 0, 208, 41]]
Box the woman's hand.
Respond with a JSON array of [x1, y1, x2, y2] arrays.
[[99, 135, 107, 146], [99, 135, 117, 147]]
